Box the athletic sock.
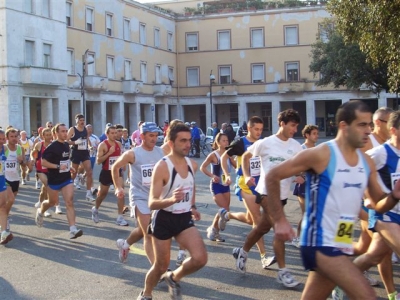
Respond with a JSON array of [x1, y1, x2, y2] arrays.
[[70, 225, 77, 232]]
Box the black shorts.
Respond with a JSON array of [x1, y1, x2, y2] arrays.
[[99, 169, 113, 186], [293, 183, 306, 198], [149, 210, 194, 240], [260, 195, 287, 206], [70, 149, 90, 164], [6, 180, 19, 193]]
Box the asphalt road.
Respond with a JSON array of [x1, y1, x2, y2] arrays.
[[0, 156, 399, 300]]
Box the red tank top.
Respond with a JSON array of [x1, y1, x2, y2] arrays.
[[36, 142, 48, 173], [102, 140, 121, 171]]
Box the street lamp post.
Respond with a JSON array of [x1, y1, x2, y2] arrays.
[[209, 71, 215, 125], [80, 49, 94, 117]]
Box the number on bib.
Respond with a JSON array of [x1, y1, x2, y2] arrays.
[[249, 157, 261, 177], [141, 164, 155, 186]]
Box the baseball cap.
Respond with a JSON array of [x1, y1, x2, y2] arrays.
[[140, 122, 159, 134], [105, 123, 112, 128], [164, 120, 169, 124]]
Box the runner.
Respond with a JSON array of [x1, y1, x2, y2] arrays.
[[0, 129, 13, 244], [86, 124, 100, 196], [67, 114, 94, 201], [36, 123, 83, 239], [236, 109, 303, 288], [114, 122, 164, 263], [290, 124, 319, 248], [138, 123, 207, 300], [91, 125, 128, 226], [200, 132, 236, 242], [219, 117, 274, 269], [19, 130, 33, 185], [131, 121, 144, 147], [264, 100, 400, 299]]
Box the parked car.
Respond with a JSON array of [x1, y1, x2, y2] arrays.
[[156, 127, 164, 146]]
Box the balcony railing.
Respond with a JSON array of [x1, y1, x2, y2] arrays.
[[278, 81, 305, 93], [153, 84, 172, 97], [85, 75, 109, 91], [20, 66, 66, 86], [122, 80, 143, 94]]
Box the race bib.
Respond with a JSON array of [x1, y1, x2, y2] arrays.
[[172, 186, 192, 214], [334, 215, 356, 255], [108, 156, 118, 170], [5, 160, 17, 171], [249, 157, 261, 177], [59, 159, 71, 173], [141, 164, 154, 186], [390, 172, 400, 190], [78, 139, 87, 150]]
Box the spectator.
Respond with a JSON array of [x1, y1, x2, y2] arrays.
[[212, 122, 219, 140], [100, 123, 112, 142], [238, 121, 248, 137], [162, 120, 169, 137], [225, 124, 236, 144], [220, 123, 228, 134], [131, 121, 144, 147], [191, 121, 201, 158]]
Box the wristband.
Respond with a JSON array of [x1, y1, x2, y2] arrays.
[[191, 204, 197, 210], [56, 164, 60, 169]]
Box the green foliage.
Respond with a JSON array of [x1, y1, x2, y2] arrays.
[[309, 20, 389, 93], [328, 0, 400, 93]]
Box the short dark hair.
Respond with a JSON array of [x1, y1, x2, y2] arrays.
[[336, 100, 371, 125], [115, 124, 124, 130], [168, 123, 191, 142], [302, 125, 319, 138], [75, 114, 84, 120], [55, 123, 66, 133], [248, 116, 263, 127], [388, 111, 400, 130], [277, 109, 301, 125]]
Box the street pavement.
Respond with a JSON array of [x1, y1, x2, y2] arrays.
[[0, 156, 399, 300]]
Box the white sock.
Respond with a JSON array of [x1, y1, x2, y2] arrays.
[[70, 225, 77, 232], [86, 190, 91, 194], [123, 240, 130, 249], [118, 214, 123, 219]]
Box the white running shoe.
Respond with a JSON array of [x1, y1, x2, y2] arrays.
[[290, 237, 300, 248], [232, 247, 247, 274], [363, 270, 379, 286], [74, 177, 81, 190], [69, 229, 83, 239], [110, 185, 115, 191], [277, 268, 300, 288], [34, 201, 41, 208], [331, 286, 344, 300], [116, 216, 129, 226], [161, 271, 182, 300], [0, 231, 13, 245], [55, 205, 63, 214], [176, 251, 187, 267], [218, 208, 229, 231], [206, 226, 225, 242], [21, 179, 26, 185], [79, 174, 86, 186], [261, 255, 277, 269], [86, 193, 96, 202], [35, 181, 41, 189], [35, 209, 44, 227], [91, 207, 99, 223], [44, 210, 51, 218], [116, 239, 130, 263]]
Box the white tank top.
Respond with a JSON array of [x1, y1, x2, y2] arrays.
[[161, 156, 195, 214]]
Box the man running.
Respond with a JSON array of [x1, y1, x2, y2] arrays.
[[91, 125, 127, 226], [19, 130, 33, 185], [114, 122, 164, 263], [67, 114, 94, 201], [138, 123, 207, 300], [37, 123, 83, 239], [265, 100, 400, 299]]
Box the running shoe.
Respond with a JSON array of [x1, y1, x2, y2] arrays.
[[206, 226, 225, 242], [176, 251, 187, 267], [331, 286, 344, 300], [26, 174, 30, 181], [86, 192, 96, 202], [34, 200, 41, 208], [35, 209, 44, 227], [74, 177, 81, 190], [79, 174, 86, 186], [116, 216, 129, 226], [392, 252, 399, 264], [161, 271, 182, 300], [137, 291, 152, 300], [69, 229, 83, 239], [0, 231, 13, 245], [21, 179, 26, 185], [35, 181, 41, 189], [261, 255, 277, 269], [44, 210, 51, 218], [91, 207, 99, 223], [116, 239, 130, 263], [55, 205, 63, 214], [110, 184, 115, 191], [277, 268, 300, 288], [91, 187, 98, 196], [290, 237, 300, 248], [232, 247, 247, 274], [363, 270, 379, 286], [218, 208, 229, 231]]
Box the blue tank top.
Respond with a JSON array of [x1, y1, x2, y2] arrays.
[[0, 146, 7, 191]]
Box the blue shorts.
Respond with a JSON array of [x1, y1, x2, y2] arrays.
[[90, 157, 96, 169], [210, 182, 230, 195], [300, 246, 347, 271], [235, 185, 260, 201], [293, 182, 305, 198], [48, 179, 73, 191], [0, 177, 6, 192], [368, 209, 400, 232]]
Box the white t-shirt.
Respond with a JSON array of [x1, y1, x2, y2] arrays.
[[247, 135, 302, 198], [88, 134, 100, 158]]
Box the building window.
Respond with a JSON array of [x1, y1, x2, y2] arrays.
[[251, 28, 264, 48], [168, 67, 174, 83], [284, 26, 298, 45], [42, 0, 50, 17], [219, 66, 231, 84], [155, 64, 161, 84], [186, 33, 198, 51], [154, 28, 160, 48], [319, 23, 333, 43], [187, 67, 199, 87], [25, 40, 35, 66], [86, 7, 94, 31], [67, 49, 74, 75], [140, 62, 147, 83], [107, 56, 114, 79], [25, 0, 34, 14], [106, 13, 113, 36], [286, 62, 299, 81], [66, 2, 72, 26], [167, 31, 173, 51], [43, 43, 51, 68], [252, 64, 265, 83], [123, 18, 130, 41], [140, 23, 146, 45], [218, 30, 231, 50], [87, 53, 95, 75], [124, 60, 132, 80]]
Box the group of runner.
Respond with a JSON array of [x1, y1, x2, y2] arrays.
[[1, 101, 400, 299]]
